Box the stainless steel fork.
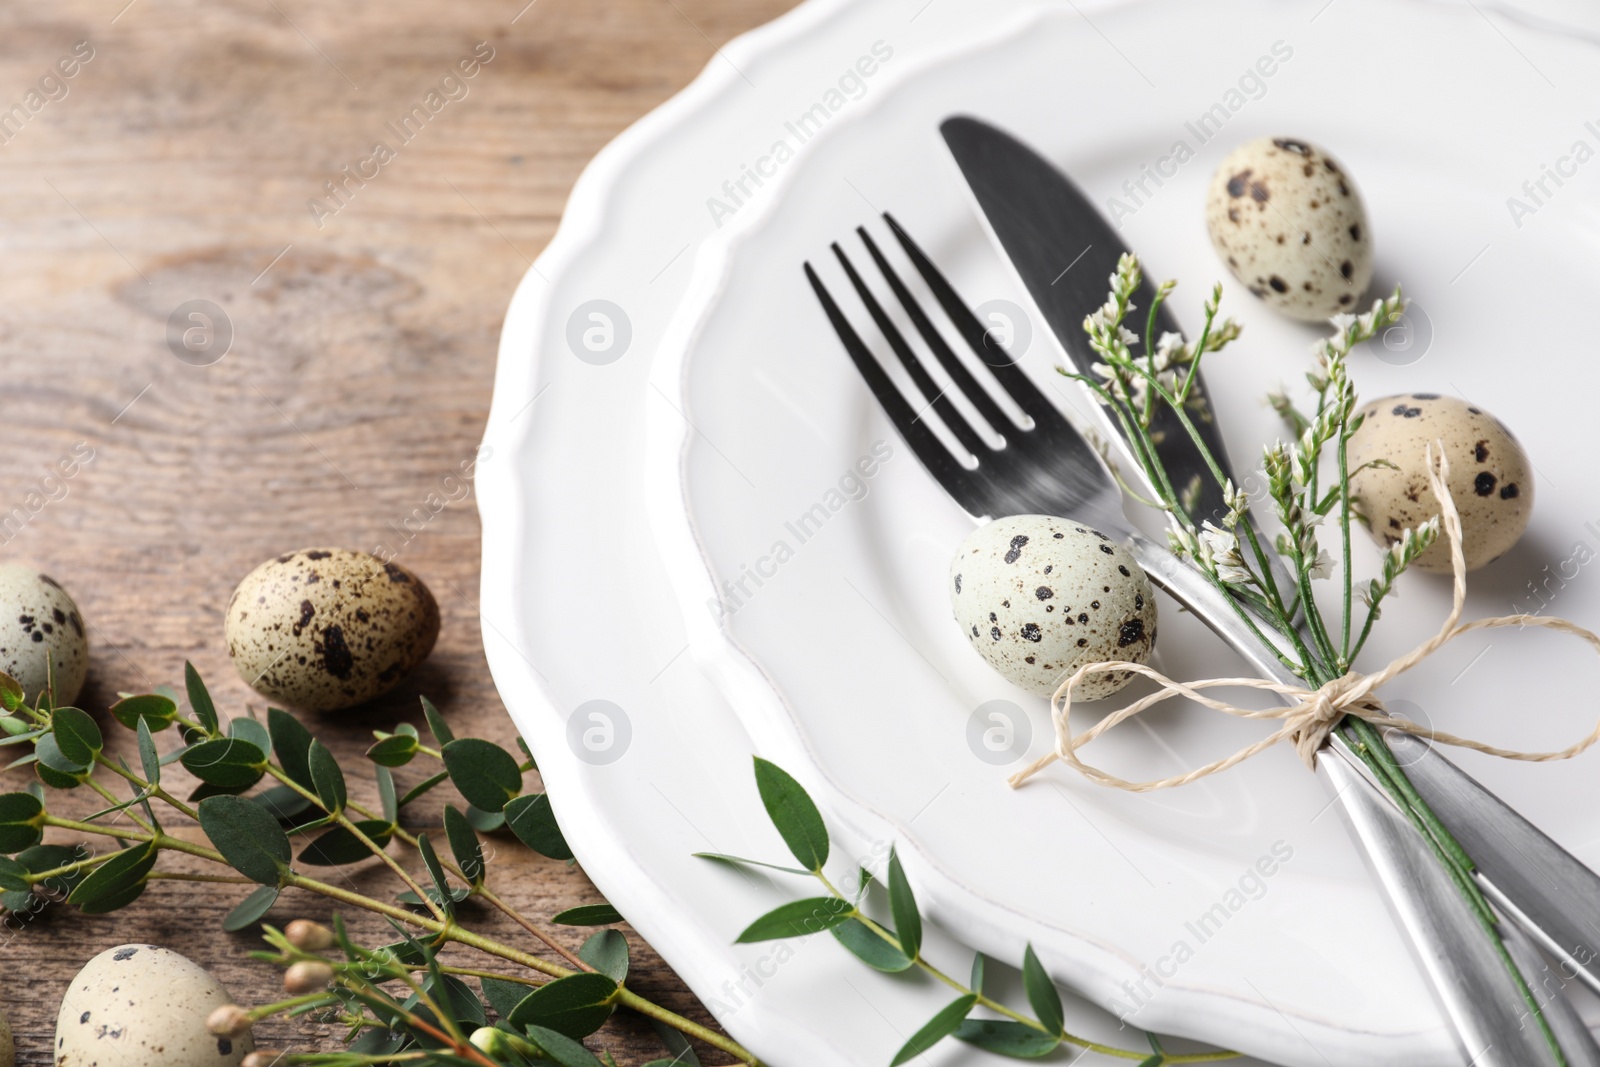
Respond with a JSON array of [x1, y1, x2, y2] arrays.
[[805, 217, 1600, 1065]]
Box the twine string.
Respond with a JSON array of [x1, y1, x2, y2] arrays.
[[1009, 445, 1600, 792]]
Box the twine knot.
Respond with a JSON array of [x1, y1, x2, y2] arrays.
[[1010, 444, 1600, 793]]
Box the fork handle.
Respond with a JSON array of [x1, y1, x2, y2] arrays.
[[1127, 531, 1600, 1062]]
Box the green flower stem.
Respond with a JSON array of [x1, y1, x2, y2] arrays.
[[260, 764, 447, 924], [1337, 430, 1355, 667], [246, 992, 340, 1022]]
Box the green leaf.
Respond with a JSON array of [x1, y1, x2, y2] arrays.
[[647, 1020, 702, 1067], [443, 806, 486, 885], [0, 855, 29, 892], [268, 708, 315, 787], [34, 758, 83, 790], [185, 662, 219, 734], [889, 994, 978, 1066], [419, 972, 486, 1032], [69, 842, 158, 907], [0, 673, 22, 712], [1021, 944, 1064, 1039], [199, 794, 292, 885], [524, 1025, 605, 1067], [504, 794, 571, 860], [34, 733, 88, 775], [464, 805, 505, 833], [250, 784, 314, 823], [416, 833, 455, 916], [376, 766, 399, 823], [578, 929, 629, 982], [831, 918, 913, 972], [734, 897, 852, 942], [887, 848, 921, 961], [78, 879, 148, 914], [297, 821, 394, 866], [135, 719, 161, 787], [223, 884, 280, 931], [507, 972, 617, 1040], [441, 738, 522, 813], [970, 954, 986, 995], [180, 738, 267, 788], [307, 739, 347, 814], [752, 757, 828, 872], [551, 904, 623, 927], [953, 1019, 1060, 1058], [229, 716, 272, 758], [110, 694, 178, 731], [51, 708, 103, 766], [693, 852, 810, 877], [421, 695, 454, 745], [19, 844, 90, 893], [480, 976, 532, 1021], [366, 734, 418, 767], [398, 770, 449, 809], [0, 792, 44, 853]]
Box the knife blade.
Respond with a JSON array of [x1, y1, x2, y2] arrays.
[[939, 114, 1233, 526]]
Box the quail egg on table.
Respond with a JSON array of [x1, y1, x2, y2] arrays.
[[0, 563, 87, 705], [950, 515, 1157, 699], [226, 548, 439, 712], [1205, 137, 1372, 321], [55, 944, 252, 1067], [1348, 394, 1533, 572]]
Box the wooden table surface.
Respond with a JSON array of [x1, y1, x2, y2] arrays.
[[0, 2, 796, 1063]]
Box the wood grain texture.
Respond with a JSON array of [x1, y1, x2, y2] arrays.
[[0, 1, 797, 1063]]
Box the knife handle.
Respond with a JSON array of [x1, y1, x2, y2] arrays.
[[1127, 531, 1600, 1060]]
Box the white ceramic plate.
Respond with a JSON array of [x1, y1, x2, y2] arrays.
[[646, 0, 1600, 1062]]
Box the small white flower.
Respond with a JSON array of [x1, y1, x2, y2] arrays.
[[1306, 549, 1334, 580]]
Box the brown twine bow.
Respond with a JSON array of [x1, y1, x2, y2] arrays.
[[1009, 445, 1600, 792]]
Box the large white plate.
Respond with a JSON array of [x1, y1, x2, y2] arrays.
[[646, 0, 1600, 1062]]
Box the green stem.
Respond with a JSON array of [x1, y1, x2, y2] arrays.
[[1337, 430, 1354, 667], [96, 755, 199, 820]]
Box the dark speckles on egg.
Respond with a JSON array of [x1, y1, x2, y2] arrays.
[[1098, 544, 1114, 555], [1118, 618, 1147, 648], [1035, 586, 1052, 600], [1019, 623, 1042, 643], [1500, 483, 1519, 500], [953, 574, 962, 594], [1474, 472, 1497, 496], [1004, 535, 1028, 563], [1475, 440, 1490, 462]]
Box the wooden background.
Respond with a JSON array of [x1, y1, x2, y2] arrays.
[[0, 1, 796, 1063]]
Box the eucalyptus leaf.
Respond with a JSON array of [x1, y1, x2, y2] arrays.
[[308, 739, 347, 814], [229, 715, 272, 758], [0, 856, 29, 892], [180, 738, 267, 789], [376, 766, 399, 824], [464, 805, 505, 833], [421, 696, 454, 746], [0, 792, 44, 853], [970, 953, 987, 995], [367, 734, 418, 767], [887, 847, 921, 962], [693, 852, 810, 877], [34, 734, 88, 776], [0, 672, 22, 712], [648, 1020, 702, 1067], [441, 738, 521, 813], [889, 994, 978, 1066], [198, 794, 292, 885], [51, 708, 102, 766], [185, 662, 220, 734], [506, 972, 617, 1040], [503, 794, 571, 860], [1022, 944, 1064, 1039], [953, 1019, 1060, 1058], [752, 758, 827, 872], [443, 806, 486, 885], [524, 1025, 605, 1067], [78, 879, 148, 915], [268, 707, 314, 787], [578, 929, 629, 983], [109, 693, 177, 732], [34, 757, 81, 790], [223, 884, 280, 931], [297, 821, 394, 866], [136, 718, 161, 786], [68, 842, 157, 907], [398, 770, 449, 809], [18, 844, 90, 894], [831, 918, 913, 972], [734, 897, 851, 943], [251, 784, 315, 823], [416, 833, 455, 916], [480, 977, 533, 1021], [551, 904, 622, 927], [347, 1028, 407, 1057]]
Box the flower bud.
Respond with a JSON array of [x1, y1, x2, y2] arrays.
[[242, 1052, 286, 1067], [283, 960, 335, 994], [470, 1027, 511, 1055], [284, 919, 335, 952], [206, 1004, 253, 1038]]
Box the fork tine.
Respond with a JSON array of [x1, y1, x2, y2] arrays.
[[884, 212, 1064, 429], [832, 240, 992, 460], [803, 261, 986, 515], [855, 227, 1017, 441]]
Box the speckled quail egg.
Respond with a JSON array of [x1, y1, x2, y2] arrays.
[[1349, 394, 1532, 572], [1205, 137, 1372, 321], [0, 564, 87, 705], [950, 516, 1157, 699], [226, 548, 439, 712], [55, 944, 252, 1067]]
